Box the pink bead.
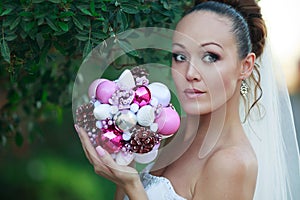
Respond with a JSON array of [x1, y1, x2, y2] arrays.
[[96, 80, 117, 104], [134, 86, 151, 107], [155, 107, 180, 136], [97, 128, 123, 154], [88, 79, 107, 99]]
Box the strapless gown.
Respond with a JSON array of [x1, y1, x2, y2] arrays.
[[123, 172, 186, 200]]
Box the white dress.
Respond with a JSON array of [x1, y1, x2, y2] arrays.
[[123, 171, 186, 200]]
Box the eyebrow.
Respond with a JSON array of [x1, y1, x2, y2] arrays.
[[201, 42, 223, 50], [172, 43, 186, 49], [172, 42, 223, 50]]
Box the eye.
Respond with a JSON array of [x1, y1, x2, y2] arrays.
[[172, 53, 187, 62], [202, 53, 219, 63]]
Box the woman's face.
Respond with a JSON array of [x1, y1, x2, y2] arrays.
[[172, 11, 243, 115]]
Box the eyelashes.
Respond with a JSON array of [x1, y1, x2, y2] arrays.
[[172, 53, 187, 62], [202, 52, 220, 63], [172, 52, 220, 64]]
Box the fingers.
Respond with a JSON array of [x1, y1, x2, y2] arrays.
[[74, 124, 99, 165], [95, 146, 120, 170], [74, 125, 114, 172], [74, 124, 138, 181], [95, 146, 139, 180]]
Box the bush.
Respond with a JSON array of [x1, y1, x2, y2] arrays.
[[0, 0, 192, 147]]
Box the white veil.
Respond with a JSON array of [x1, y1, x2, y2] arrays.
[[241, 41, 300, 199], [71, 22, 300, 198]]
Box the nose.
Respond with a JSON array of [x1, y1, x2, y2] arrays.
[[186, 61, 202, 81]]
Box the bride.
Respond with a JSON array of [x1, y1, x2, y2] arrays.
[[74, 0, 300, 199]]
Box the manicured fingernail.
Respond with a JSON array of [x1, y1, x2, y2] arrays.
[[74, 124, 80, 133], [96, 146, 105, 157]]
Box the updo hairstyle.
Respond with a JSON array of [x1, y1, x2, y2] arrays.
[[187, 0, 267, 118]]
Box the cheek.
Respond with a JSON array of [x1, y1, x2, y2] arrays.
[[219, 68, 239, 96], [171, 67, 185, 89], [223, 76, 236, 90], [205, 67, 239, 103]]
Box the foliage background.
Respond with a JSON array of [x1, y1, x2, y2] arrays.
[[0, 0, 192, 199]]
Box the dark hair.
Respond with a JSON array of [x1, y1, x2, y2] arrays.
[[191, 0, 267, 58], [186, 1, 252, 60], [186, 0, 267, 119]]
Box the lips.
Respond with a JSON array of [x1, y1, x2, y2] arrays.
[[184, 88, 206, 98]]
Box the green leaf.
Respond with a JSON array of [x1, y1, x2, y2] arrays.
[[83, 40, 92, 58], [127, 50, 139, 58], [117, 40, 139, 57], [15, 131, 24, 147], [32, 0, 45, 3], [92, 32, 107, 40], [37, 17, 44, 26], [95, 17, 105, 21], [76, 29, 89, 35], [20, 30, 28, 39], [35, 11, 48, 19], [24, 21, 35, 32], [9, 17, 21, 30], [100, 3, 107, 12], [90, 0, 96, 15], [1, 8, 13, 16], [75, 34, 89, 41], [53, 41, 66, 55], [40, 40, 51, 63], [58, 22, 69, 31], [120, 3, 140, 14], [142, 7, 151, 14], [53, 31, 65, 36], [72, 17, 83, 30], [45, 17, 59, 31], [117, 40, 133, 52], [5, 34, 17, 41], [48, 0, 61, 3], [151, 3, 163, 12], [77, 16, 91, 27], [0, 39, 11, 63], [162, 0, 170, 10], [77, 6, 93, 16], [19, 11, 33, 18], [117, 29, 136, 40], [117, 10, 128, 30], [59, 11, 74, 18], [2, 16, 15, 27], [162, 10, 172, 17]]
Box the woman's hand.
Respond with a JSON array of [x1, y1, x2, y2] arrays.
[[74, 124, 148, 200]]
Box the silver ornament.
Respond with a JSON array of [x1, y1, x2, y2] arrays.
[[114, 110, 137, 131]]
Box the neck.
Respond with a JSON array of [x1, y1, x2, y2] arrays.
[[185, 87, 243, 158]]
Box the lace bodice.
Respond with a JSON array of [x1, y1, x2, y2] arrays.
[[123, 172, 186, 200]]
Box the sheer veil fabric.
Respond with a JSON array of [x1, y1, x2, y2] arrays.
[[124, 42, 300, 200], [241, 41, 300, 200], [134, 42, 300, 200], [71, 24, 300, 199]]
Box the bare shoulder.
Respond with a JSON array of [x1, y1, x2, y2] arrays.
[[207, 146, 257, 176], [193, 146, 257, 200]]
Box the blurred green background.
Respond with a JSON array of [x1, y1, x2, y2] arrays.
[[0, 108, 116, 199], [0, 0, 191, 199], [1, 1, 300, 200]]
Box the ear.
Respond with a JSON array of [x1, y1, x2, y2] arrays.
[[239, 53, 256, 80]]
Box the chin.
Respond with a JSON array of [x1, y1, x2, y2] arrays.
[[182, 103, 212, 116]]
